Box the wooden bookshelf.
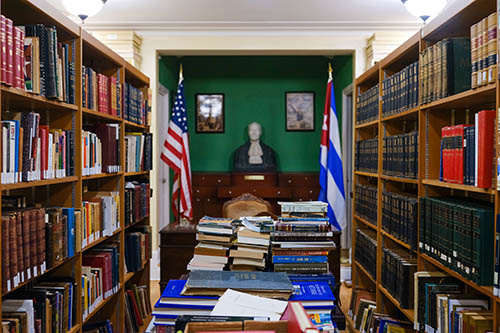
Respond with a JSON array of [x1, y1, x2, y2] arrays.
[[352, 0, 500, 330], [0, 1, 152, 331]]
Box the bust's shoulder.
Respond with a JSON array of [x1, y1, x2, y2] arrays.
[[235, 141, 250, 152]]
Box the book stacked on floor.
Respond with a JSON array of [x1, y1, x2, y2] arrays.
[[381, 247, 417, 309], [3, 278, 76, 333], [440, 110, 495, 188], [231, 225, 269, 271], [1, 205, 78, 292], [124, 284, 152, 333], [82, 66, 121, 117], [152, 279, 218, 327], [419, 197, 494, 285], [420, 37, 471, 104], [82, 242, 120, 320], [82, 191, 120, 248], [125, 226, 152, 272], [1, 111, 75, 184], [270, 217, 334, 274], [381, 191, 418, 249], [382, 131, 418, 179], [83, 320, 114, 333], [125, 132, 153, 172], [125, 180, 151, 227], [0, 17, 77, 103], [188, 216, 234, 271], [382, 60, 419, 117], [355, 184, 378, 226], [355, 138, 378, 174], [354, 229, 377, 280], [356, 83, 379, 125], [471, 12, 497, 88], [82, 123, 121, 176], [414, 272, 491, 333], [124, 82, 151, 126]]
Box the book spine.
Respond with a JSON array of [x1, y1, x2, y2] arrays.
[[6, 18, 13, 86]]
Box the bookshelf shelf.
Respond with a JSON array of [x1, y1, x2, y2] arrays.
[[420, 83, 496, 110], [125, 216, 149, 230], [344, 312, 359, 333], [354, 260, 376, 284], [82, 172, 124, 181], [381, 230, 413, 251], [81, 228, 122, 253], [82, 107, 123, 122], [125, 170, 150, 177], [354, 215, 377, 231], [355, 119, 379, 129], [83, 287, 122, 325], [380, 175, 418, 184], [377, 285, 415, 322], [1, 176, 78, 191], [381, 106, 419, 122], [1, 85, 79, 111], [124, 272, 134, 284], [422, 179, 495, 194], [420, 254, 494, 298], [124, 119, 148, 130], [138, 315, 154, 333], [68, 324, 81, 333], [355, 63, 379, 86], [2, 255, 76, 297], [354, 171, 378, 178], [124, 61, 150, 87]]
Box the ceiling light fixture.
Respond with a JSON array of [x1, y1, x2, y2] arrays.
[[401, 0, 447, 23], [62, 0, 107, 23]]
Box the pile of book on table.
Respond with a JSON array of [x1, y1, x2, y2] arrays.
[[271, 201, 335, 274], [151, 270, 338, 332], [188, 216, 236, 271]]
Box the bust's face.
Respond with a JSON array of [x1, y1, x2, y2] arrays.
[[248, 123, 261, 141]]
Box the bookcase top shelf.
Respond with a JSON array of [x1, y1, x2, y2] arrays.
[[380, 32, 420, 72], [125, 61, 150, 87], [81, 28, 124, 69], [420, 84, 496, 110], [355, 63, 379, 87]]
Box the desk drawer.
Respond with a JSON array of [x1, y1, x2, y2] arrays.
[[193, 173, 231, 186], [217, 187, 292, 198], [278, 173, 319, 187]]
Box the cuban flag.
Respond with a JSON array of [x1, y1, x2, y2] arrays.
[[318, 64, 346, 231]]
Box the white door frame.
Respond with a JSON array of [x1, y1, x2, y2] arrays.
[[341, 83, 353, 251], [158, 83, 170, 231]]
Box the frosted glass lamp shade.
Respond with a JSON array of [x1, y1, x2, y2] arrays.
[[402, 0, 447, 22], [62, 0, 106, 21]]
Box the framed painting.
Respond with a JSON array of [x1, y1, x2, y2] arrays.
[[285, 91, 315, 131], [195, 93, 225, 133]]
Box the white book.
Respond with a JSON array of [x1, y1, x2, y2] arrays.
[[3, 299, 35, 333], [8, 121, 16, 183], [139, 134, 145, 169], [2, 125, 7, 183]]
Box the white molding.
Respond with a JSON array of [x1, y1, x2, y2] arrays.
[[150, 249, 161, 281]]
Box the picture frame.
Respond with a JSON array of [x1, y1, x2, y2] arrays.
[[285, 91, 315, 131], [195, 93, 225, 133]]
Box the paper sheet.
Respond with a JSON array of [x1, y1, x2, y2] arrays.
[[211, 289, 287, 321]]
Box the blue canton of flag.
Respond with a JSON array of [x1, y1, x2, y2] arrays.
[[318, 65, 346, 231]]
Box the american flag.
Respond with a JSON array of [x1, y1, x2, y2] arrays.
[[318, 63, 346, 231], [160, 71, 192, 221]]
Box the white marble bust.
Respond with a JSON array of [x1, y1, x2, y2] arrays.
[[233, 122, 276, 172]]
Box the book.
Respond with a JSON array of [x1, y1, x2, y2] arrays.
[[125, 226, 151, 272], [382, 131, 418, 179], [381, 191, 418, 249], [381, 248, 417, 309], [355, 138, 378, 174], [125, 180, 151, 227], [125, 132, 153, 172], [159, 280, 218, 307], [354, 229, 377, 280], [355, 184, 378, 226], [288, 281, 335, 308], [476, 110, 495, 188], [382, 60, 419, 117], [280, 302, 319, 333], [356, 83, 379, 125]]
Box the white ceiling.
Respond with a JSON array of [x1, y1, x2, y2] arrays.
[[47, 0, 425, 32]]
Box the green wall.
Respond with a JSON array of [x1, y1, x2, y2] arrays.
[[159, 55, 352, 172]]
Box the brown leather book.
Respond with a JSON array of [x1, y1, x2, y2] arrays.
[[29, 209, 37, 275], [21, 210, 31, 278], [8, 213, 18, 285], [75, 210, 82, 252], [15, 211, 23, 281], [36, 208, 45, 272], [2, 214, 10, 291]]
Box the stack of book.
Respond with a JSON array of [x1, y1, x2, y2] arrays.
[[0, 17, 77, 104], [381, 191, 418, 249], [382, 60, 419, 117], [231, 225, 270, 271], [82, 66, 121, 116], [124, 82, 151, 126], [420, 37, 471, 104], [82, 242, 120, 320], [153, 279, 218, 327], [354, 229, 377, 280], [471, 12, 497, 88], [440, 110, 495, 188], [355, 184, 378, 226], [382, 131, 418, 179], [125, 226, 152, 272], [356, 83, 379, 125], [3, 278, 76, 332], [355, 138, 378, 174], [82, 123, 121, 176], [1, 112, 75, 184], [125, 132, 153, 172], [124, 284, 152, 332], [381, 248, 417, 309], [125, 180, 151, 227], [82, 191, 120, 248], [188, 216, 235, 271], [1, 205, 77, 293], [414, 272, 491, 333], [419, 197, 494, 285]]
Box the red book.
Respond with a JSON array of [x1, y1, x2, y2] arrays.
[[450, 125, 459, 184], [1, 15, 7, 84], [2, 215, 10, 291], [477, 109, 496, 188], [5, 17, 13, 86], [109, 76, 117, 116], [13, 26, 23, 89], [83, 252, 112, 297], [280, 302, 319, 333], [441, 126, 450, 182], [8, 213, 18, 284], [126, 289, 144, 326], [21, 210, 31, 277], [15, 212, 23, 280]]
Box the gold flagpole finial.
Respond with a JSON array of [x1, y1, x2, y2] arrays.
[[179, 63, 184, 79], [328, 62, 333, 74]]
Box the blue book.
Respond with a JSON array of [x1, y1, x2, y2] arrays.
[[272, 255, 328, 264], [288, 281, 335, 308], [288, 273, 336, 288], [158, 280, 218, 307], [62, 208, 75, 257]]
